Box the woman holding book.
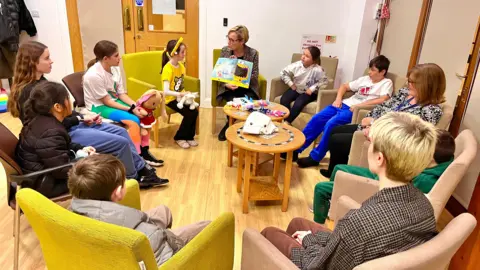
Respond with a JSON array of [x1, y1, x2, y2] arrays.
[[217, 25, 260, 141]]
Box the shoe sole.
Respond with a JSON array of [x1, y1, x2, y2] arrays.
[[145, 160, 164, 167], [139, 182, 169, 189]]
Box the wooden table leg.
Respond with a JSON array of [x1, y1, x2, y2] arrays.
[[227, 116, 235, 167], [227, 141, 233, 167], [273, 153, 281, 184], [252, 152, 259, 176], [237, 148, 245, 193], [243, 151, 252, 214], [282, 151, 293, 212]]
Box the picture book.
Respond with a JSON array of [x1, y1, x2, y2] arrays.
[[211, 58, 253, 88]]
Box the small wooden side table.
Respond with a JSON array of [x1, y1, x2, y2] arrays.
[[226, 122, 305, 213], [223, 103, 290, 167]]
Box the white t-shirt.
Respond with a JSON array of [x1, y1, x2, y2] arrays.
[[83, 62, 126, 110], [342, 76, 393, 107]]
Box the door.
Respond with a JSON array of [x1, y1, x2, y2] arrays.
[[121, 0, 199, 77], [418, 0, 480, 106]]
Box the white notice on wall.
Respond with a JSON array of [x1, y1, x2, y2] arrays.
[[152, 0, 176, 15], [300, 34, 325, 52]]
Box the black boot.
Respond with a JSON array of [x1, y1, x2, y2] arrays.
[[320, 169, 331, 178], [137, 164, 169, 189], [218, 122, 229, 141], [141, 146, 164, 167], [297, 156, 320, 168]]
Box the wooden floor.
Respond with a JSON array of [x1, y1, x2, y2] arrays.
[[0, 108, 453, 270]]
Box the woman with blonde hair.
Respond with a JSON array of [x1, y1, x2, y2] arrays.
[[217, 25, 261, 141], [319, 63, 447, 176], [7, 41, 167, 188]]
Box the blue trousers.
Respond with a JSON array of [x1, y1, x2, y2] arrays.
[[69, 123, 145, 178], [298, 104, 353, 161]]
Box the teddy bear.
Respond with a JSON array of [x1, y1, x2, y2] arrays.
[[177, 92, 199, 110]]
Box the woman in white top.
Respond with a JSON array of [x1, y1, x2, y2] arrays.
[[280, 46, 328, 124]]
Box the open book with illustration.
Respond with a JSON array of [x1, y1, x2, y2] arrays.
[[211, 58, 253, 88]]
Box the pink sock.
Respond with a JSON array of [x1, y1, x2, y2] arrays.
[[141, 131, 150, 147]]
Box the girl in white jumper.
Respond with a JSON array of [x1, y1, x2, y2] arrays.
[[280, 46, 328, 124]]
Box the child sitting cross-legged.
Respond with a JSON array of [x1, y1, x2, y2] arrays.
[[68, 154, 210, 266]]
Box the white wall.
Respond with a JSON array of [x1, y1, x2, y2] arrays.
[[455, 62, 480, 208], [381, 0, 423, 76], [77, 0, 125, 68], [22, 0, 74, 83], [199, 0, 380, 106]]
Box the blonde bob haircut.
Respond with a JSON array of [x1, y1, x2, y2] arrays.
[[228, 25, 250, 43], [369, 112, 437, 182]]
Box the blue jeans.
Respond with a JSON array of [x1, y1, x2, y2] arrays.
[[69, 123, 145, 178], [298, 104, 353, 161]]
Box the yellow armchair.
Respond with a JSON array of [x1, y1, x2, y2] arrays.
[[16, 180, 235, 270], [211, 49, 267, 134], [122, 51, 201, 147]]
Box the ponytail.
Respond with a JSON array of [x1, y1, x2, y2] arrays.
[[87, 58, 97, 69], [161, 52, 170, 74]]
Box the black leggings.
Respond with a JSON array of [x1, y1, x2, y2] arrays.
[[327, 124, 358, 174], [280, 89, 317, 123], [167, 100, 199, 141]]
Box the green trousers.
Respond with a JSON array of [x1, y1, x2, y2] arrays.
[[313, 165, 376, 223]]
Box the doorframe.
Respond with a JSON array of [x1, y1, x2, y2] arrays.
[[65, 0, 85, 72], [407, 0, 433, 71]]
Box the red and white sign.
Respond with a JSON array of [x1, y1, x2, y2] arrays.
[[301, 34, 324, 52]]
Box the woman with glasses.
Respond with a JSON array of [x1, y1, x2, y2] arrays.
[[217, 25, 260, 141], [320, 63, 446, 178]]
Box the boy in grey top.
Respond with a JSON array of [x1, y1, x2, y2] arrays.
[[69, 154, 210, 266], [280, 46, 328, 123]]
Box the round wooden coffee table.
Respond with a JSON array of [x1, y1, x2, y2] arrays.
[[223, 103, 290, 167], [226, 122, 305, 213]]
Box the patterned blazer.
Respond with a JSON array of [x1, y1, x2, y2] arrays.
[[291, 184, 437, 270], [216, 45, 260, 100], [364, 87, 443, 126]]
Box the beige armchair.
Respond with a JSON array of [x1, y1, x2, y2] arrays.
[[331, 129, 478, 222], [269, 55, 339, 117], [241, 196, 476, 270], [348, 102, 455, 168]]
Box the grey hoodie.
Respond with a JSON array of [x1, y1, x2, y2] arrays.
[[70, 198, 185, 266]]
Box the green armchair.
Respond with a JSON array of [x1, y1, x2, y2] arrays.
[[122, 51, 201, 146], [211, 49, 267, 134]]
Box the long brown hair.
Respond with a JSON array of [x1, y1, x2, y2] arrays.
[[87, 40, 118, 69], [407, 63, 446, 105], [7, 41, 48, 118]]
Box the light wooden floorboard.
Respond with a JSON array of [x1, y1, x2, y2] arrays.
[[0, 108, 453, 269]]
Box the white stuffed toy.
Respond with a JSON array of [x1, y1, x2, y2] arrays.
[[243, 112, 278, 135], [177, 92, 199, 110]]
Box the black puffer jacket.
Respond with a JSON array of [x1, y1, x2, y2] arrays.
[[15, 115, 84, 195]]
